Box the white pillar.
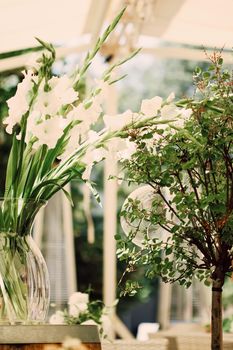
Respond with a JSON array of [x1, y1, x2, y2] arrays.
[[62, 184, 77, 294], [103, 84, 118, 338], [184, 286, 193, 321], [199, 281, 211, 325], [158, 281, 172, 330], [103, 155, 118, 304]]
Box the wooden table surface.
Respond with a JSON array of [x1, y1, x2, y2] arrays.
[[0, 344, 101, 350], [0, 325, 102, 350]]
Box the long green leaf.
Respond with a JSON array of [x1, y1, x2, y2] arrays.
[[85, 181, 102, 206], [22, 146, 48, 197], [39, 123, 73, 178]]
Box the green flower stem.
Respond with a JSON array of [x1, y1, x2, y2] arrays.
[[0, 237, 28, 323], [73, 8, 126, 90]]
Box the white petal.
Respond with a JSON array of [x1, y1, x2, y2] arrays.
[[103, 110, 133, 131], [140, 96, 163, 117], [30, 115, 64, 149], [160, 104, 179, 119], [117, 140, 137, 161]]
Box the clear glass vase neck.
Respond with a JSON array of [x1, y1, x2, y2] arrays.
[[0, 198, 47, 235]]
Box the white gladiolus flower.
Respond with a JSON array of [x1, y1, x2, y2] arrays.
[[181, 108, 192, 120], [103, 138, 137, 162], [24, 110, 42, 143], [103, 110, 134, 131], [160, 105, 192, 129], [67, 99, 102, 126], [160, 104, 180, 119], [50, 75, 77, 106], [49, 310, 65, 324], [117, 139, 137, 161], [30, 115, 65, 149], [87, 130, 99, 143], [82, 147, 107, 180], [173, 108, 192, 128], [107, 137, 126, 152], [66, 104, 84, 123], [89, 98, 102, 120], [4, 70, 34, 133], [140, 96, 163, 117], [32, 90, 57, 116], [33, 75, 77, 117], [82, 98, 102, 126]]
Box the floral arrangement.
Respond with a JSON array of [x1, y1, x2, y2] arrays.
[[0, 7, 192, 325]]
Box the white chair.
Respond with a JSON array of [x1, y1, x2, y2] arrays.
[[137, 323, 159, 341]]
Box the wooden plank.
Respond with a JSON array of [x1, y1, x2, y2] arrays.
[[0, 325, 100, 344]]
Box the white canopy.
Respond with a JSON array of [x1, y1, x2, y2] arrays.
[[140, 0, 233, 49], [0, 0, 91, 52], [0, 0, 232, 71]]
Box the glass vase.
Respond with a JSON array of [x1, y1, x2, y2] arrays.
[[0, 198, 50, 324]]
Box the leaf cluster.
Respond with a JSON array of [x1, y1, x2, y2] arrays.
[[118, 54, 233, 288]]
